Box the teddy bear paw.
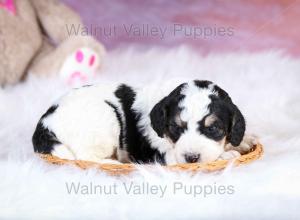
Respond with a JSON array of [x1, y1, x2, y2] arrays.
[[59, 47, 100, 86]]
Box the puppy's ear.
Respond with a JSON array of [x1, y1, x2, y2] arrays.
[[150, 97, 168, 138], [150, 83, 186, 138], [214, 85, 245, 146], [227, 105, 246, 146]]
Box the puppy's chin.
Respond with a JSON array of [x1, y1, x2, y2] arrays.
[[174, 151, 224, 164], [172, 134, 225, 164]]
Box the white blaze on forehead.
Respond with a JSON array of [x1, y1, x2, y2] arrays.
[[174, 82, 225, 163], [179, 82, 215, 124]]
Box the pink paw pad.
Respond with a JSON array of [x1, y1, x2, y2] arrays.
[[75, 50, 84, 63], [89, 55, 95, 66], [67, 71, 87, 85], [75, 50, 96, 67]]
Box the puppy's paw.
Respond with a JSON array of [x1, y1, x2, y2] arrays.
[[218, 150, 241, 160], [225, 134, 259, 155], [243, 134, 259, 146]]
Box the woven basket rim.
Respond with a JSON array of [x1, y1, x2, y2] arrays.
[[38, 143, 263, 175]]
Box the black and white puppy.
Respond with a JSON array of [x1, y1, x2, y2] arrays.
[[33, 80, 252, 165]]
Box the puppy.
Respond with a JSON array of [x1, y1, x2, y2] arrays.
[[32, 80, 253, 165]]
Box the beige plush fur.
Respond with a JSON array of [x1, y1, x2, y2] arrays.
[[0, 0, 105, 86]]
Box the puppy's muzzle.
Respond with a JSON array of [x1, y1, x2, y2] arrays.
[[184, 153, 200, 163]]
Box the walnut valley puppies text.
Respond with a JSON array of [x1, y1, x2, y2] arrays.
[[65, 181, 235, 198], [66, 23, 234, 40]]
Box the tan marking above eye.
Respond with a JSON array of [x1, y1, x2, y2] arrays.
[[204, 114, 217, 127], [175, 113, 187, 127]]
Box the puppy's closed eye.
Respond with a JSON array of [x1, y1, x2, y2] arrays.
[[201, 114, 225, 140], [166, 114, 187, 143], [207, 125, 219, 133], [168, 122, 185, 133], [202, 123, 225, 141], [167, 122, 186, 142]]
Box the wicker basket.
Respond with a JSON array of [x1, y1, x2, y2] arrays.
[[38, 143, 263, 175]]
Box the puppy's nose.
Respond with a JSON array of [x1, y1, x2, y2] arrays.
[[184, 153, 200, 163]]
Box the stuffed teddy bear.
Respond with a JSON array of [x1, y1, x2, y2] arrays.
[[0, 0, 105, 86]]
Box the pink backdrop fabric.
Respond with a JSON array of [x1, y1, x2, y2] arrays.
[[62, 0, 300, 57]]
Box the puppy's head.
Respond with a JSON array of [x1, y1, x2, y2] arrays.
[[150, 80, 245, 164]]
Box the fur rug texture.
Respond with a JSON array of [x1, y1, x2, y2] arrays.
[[0, 47, 300, 219]]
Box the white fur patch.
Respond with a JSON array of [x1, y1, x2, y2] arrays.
[[42, 84, 121, 163], [179, 82, 214, 123]]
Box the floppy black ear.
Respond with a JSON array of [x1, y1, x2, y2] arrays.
[[213, 85, 245, 146], [150, 97, 168, 137], [150, 83, 186, 138], [227, 105, 246, 146]]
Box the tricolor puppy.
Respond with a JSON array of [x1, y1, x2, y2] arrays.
[[32, 80, 252, 165]]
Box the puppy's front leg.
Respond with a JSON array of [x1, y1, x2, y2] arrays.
[[218, 134, 258, 160], [218, 150, 241, 160], [225, 134, 258, 155]]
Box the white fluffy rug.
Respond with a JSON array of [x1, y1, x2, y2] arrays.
[[1, 47, 300, 219]]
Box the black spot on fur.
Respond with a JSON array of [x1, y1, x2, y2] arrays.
[[194, 80, 212, 89], [115, 84, 165, 164], [41, 105, 58, 119], [32, 105, 61, 154], [104, 100, 124, 150]]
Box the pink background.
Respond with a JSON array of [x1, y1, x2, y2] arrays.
[[62, 0, 300, 57]]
